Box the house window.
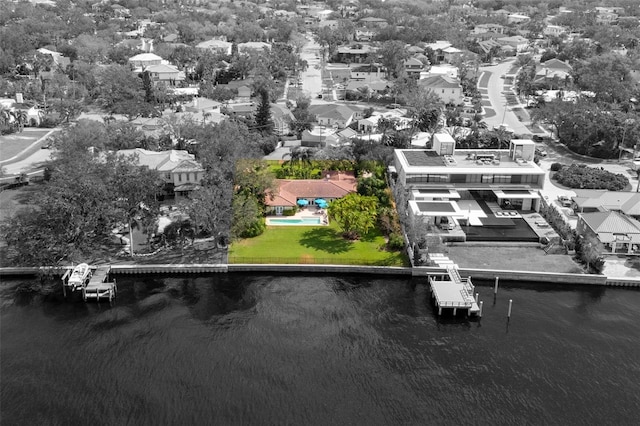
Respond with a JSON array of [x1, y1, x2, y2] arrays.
[[442, 89, 445, 93], [165, 173, 171, 180], [178, 174, 182, 182], [186, 173, 190, 182]]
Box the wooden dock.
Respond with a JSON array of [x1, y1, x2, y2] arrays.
[[428, 263, 480, 317], [83, 265, 116, 302]]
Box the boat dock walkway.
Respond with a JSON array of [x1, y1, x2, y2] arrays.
[[428, 255, 480, 317], [83, 265, 116, 302]]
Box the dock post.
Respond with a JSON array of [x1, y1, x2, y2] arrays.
[[508, 299, 513, 318], [494, 277, 499, 294], [475, 293, 479, 303], [438, 307, 442, 316], [479, 301, 483, 317]]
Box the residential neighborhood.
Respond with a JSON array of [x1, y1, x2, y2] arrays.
[[4, 1, 640, 424]]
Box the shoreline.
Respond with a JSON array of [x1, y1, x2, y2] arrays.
[[1, 263, 639, 288]]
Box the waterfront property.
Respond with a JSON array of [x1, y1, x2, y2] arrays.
[[265, 171, 357, 216], [428, 264, 480, 317], [228, 221, 407, 266], [393, 134, 547, 243], [577, 210, 640, 255]]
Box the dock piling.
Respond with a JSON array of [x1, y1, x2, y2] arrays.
[[475, 293, 479, 303], [479, 301, 483, 317], [494, 277, 499, 294], [507, 299, 513, 318]]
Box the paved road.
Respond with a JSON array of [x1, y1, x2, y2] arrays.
[[478, 58, 539, 136], [299, 35, 323, 101]]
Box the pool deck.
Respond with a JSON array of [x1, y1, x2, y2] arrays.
[[266, 207, 329, 226]]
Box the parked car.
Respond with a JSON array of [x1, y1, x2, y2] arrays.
[[557, 195, 572, 207], [535, 147, 548, 157]]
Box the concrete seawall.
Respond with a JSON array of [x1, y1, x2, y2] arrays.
[[1, 264, 639, 287]]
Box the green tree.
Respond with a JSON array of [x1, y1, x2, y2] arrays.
[[254, 87, 273, 135], [328, 193, 378, 240]]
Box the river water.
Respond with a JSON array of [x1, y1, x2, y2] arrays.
[[1, 274, 639, 425]]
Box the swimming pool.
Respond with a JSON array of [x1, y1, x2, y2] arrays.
[[269, 217, 322, 225]]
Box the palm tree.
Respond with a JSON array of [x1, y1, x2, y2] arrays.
[[12, 109, 28, 132]]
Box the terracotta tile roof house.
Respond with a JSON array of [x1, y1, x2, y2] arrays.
[[265, 172, 358, 209], [308, 104, 362, 129], [572, 191, 640, 217]]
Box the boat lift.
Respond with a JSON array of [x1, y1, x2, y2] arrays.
[[62, 265, 117, 302]]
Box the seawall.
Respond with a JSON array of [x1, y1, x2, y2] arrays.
[[2, 263, 639, 287]]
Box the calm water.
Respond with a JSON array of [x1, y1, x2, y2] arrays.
[[2, 274, 640, 425]]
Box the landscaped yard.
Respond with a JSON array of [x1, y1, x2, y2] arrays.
[[229, 221, 408, 266]]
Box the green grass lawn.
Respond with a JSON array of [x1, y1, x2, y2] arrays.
[[0, 129, 51, 159], [229, 221, 408, 266]]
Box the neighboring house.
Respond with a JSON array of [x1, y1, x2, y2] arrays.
[[473, 24, 505, 34], [404, 57, 425, 78], [497, 35, 530, 52], [418, 75, 464, 105], [129, 53, 163, 69], [237, 86, 252, 102], [144, 64, 185, 85], [425, 41, 453, 63], [118, 148, 205, 196], [442, 46, 463, 64], [237, 42, 271, 54], [224, 103, 256, 118], [185, 97, 225, 125], [543, 25, 567, 37], [535, 58, 572, 87], [355, 29, 374, 42], [336, 44, 377, 63], [271, 103, 295, 136], [196, 39, 233, 55], [359, 17, 388, 29], [308, 104, 363, 129], [0, 96, 42, 127], [264, 171, 358, 215], [507, 13, 530, 24], [572, 191, 640, 218], [301, 130, 340, 148], [319, 20, 339, 30], [577, 210, 640, 255]]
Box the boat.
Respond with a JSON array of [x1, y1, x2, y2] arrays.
[[67, 263, 92, 291]]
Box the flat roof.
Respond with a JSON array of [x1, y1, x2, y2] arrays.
[[409, 200, 467, 217], [493, 189, 540, 199], [403, 150, 446, 167], [430, 281, 474, 308], [396, 149, 545, 175], [417, 201, 456, 212]]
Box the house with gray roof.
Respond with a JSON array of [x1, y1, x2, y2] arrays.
[[577, 210, 640, 255]]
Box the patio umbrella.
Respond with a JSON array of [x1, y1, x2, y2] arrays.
[[315, 198, 328, 208], [297, 199, 309, 206]]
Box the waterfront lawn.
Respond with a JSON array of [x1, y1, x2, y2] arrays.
[[447, 246, 584, 274], [229, 221, 408, 266]]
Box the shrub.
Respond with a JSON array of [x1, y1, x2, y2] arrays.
[[283, 208, 297, 216], [240, 219, 266, 238], [387, 233, 404, 251], [550, 162, 563, 171], [554, 164, 628, 190]]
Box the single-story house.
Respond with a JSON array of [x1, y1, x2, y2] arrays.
[[572, 191, 640, 218], [301, 130, 340, 148], [577, 210, 640, 255], [265, 171, 358, 215], [196, 39, 233, 55]]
